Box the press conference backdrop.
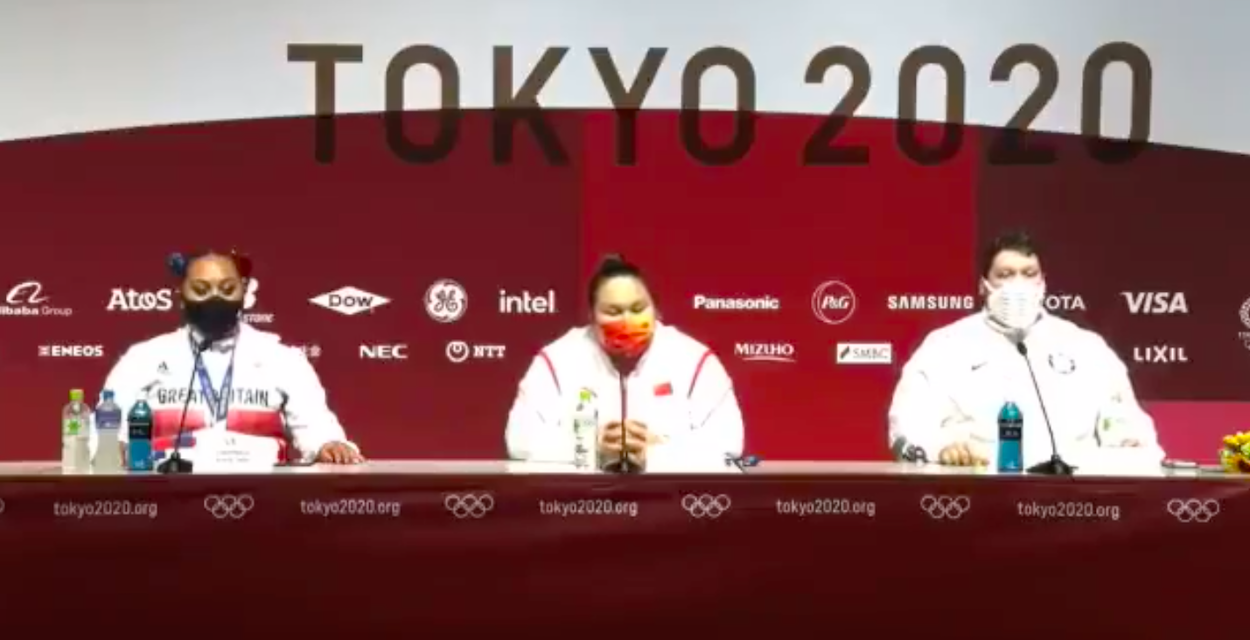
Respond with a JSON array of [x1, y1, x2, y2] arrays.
[[0, 0, 1246, 462]]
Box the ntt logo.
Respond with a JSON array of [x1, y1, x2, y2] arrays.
[[692, 295, 780, 312]]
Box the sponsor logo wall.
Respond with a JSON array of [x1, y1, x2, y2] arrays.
[[0, 1, 1247, 462]]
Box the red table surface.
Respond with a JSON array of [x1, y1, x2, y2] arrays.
[[0, 468, 1241, 638]]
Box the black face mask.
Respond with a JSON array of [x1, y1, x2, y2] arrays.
[[183, 297, 243, 341]]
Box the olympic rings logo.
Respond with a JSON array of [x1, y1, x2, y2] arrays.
[[444, 493, 494, 519], [1166, 498, 1220, 523], [203, 494, 254, 520], [681, 494, 731, 519], [920, 495, 971, 519]]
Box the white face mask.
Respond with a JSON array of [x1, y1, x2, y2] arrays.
[[984, 278, 1045, 331]]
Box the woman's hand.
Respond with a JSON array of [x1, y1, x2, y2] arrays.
[[599, 420, 650, 467], [316, 442, 364, 464]]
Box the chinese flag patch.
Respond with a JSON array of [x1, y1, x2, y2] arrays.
[[654, 382, 673, 396]]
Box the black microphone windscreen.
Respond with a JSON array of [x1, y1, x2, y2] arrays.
[[1016, 341, 1028, 356]]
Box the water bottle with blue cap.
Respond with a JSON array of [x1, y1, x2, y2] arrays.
[[997, 401, 1023, 472]]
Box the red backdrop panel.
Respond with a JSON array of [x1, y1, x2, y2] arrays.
[[0, 111, 1241, 461]]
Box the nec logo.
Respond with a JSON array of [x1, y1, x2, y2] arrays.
[[39, 345, 104, 358], [359, 344, 408, 360], [1121, 292, 1188, 314]]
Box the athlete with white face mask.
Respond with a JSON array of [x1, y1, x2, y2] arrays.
[[887, 232, 1163, 468]]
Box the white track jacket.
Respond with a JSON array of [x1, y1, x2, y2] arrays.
[[506, 324, 745, 472], [888, 312, 1164, 468], [95, 324, 353, 463]]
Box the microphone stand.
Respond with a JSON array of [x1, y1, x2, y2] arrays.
[[1016, 341, 1075, 476], [158, 336, 210, 474], [604, 359, 641, 474]]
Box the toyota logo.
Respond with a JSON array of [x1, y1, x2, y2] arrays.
[[444, 493, 494, 519], [1167, 498, 1220, 523], [920, 495, 970, 519], [203, 494, 254, 520], [681, 494, 731, 518]]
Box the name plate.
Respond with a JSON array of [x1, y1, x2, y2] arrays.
[[192, 431, 280, 474]]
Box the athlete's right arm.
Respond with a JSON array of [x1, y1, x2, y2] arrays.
[[887, 336, 981, 465], [505, 353, 572, 463]]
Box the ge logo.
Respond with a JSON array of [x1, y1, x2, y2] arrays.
[[426, 279, 467, 323], [811, 280, 856, 325], [1166, 498, 1220, 523], [244, 279, 259, 310], [204, 494, 255, 520], [444, 493, 494, 519], [681, 494, 731, 519], [445, 341, 470, 363], [920, 495, 970, 519]]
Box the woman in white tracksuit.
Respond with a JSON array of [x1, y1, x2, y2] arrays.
[[97, 251, 361, 467], [506, 255, 745, 472]]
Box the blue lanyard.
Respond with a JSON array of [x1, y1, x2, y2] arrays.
[[191, 336, 237, 422]]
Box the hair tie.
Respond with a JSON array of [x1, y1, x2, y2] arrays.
[[167, 253, 188, 278]]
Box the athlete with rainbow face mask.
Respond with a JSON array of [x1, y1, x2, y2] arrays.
[[887, 231, 1163, 469], [505, 255, 744, 472]]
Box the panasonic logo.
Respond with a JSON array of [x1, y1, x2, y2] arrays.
[[887, 295, 976, 311], [692, 295, 780, 311], [733, 342, 796, 363]]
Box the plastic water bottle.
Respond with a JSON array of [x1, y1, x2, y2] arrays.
[[572, 389, 598, 471], [997, 401, 1023, 472], [61, 389, 91, 473], [93, 390, 124, 473], [127, 399, 154, 472]]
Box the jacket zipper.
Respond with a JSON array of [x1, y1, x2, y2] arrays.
[[619, 373, 629, 467]]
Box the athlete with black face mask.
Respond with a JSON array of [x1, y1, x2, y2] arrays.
[[93, 251, 362, 467]]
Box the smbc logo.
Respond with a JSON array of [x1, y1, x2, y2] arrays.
[[107, 288, 174, 312]]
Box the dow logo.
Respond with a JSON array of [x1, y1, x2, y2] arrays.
[[311, 286, 391, 316]]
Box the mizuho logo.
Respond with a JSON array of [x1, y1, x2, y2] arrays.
[[107, 288, 173, 312], [734, 342, 796, 363]]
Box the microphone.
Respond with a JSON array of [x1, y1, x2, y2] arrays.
[[1015, 341, 1075, 475], [158, 336, 211, 474], [603, 367, 641, 474], [891, 437, 928, 464], [725, 454, 760, 473]]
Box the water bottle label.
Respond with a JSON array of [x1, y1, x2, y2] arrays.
[[64, 419, 81, 436]]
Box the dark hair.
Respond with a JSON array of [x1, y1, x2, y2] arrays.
[[168, 250, 253, 280], [979, 231, 1040, 277], [587, 254, 648, 309]]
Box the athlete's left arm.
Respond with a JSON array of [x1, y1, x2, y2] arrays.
[[1092, 335, 1165, 457], [277, 345, 358, 462], [670, 353, 745, 464]]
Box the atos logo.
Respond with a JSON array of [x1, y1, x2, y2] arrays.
[[107, 288, 173, 312], [359, 344, 408, 360]]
